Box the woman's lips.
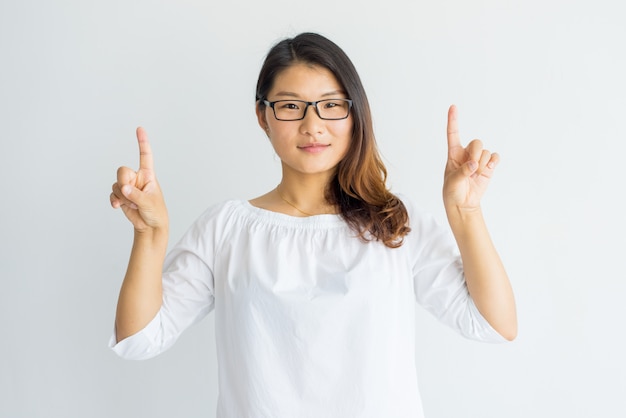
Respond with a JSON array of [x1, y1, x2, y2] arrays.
[[298, 144, 330, 153]]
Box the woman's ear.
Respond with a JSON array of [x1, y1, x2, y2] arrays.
[[256, 101, 270, 134]]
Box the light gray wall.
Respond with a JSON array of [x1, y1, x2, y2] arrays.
[[1, 1, 624, 417]]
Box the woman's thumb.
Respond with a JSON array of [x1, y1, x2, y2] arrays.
[[462, 160, 478, 177], [121, 184, 142, 209]]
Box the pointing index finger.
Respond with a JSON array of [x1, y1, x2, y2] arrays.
[[446, 104, 461, 150], [136, 127, 154, 171]]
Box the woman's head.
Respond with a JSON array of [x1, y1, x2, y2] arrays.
[[256, 33, 410, 247], [256, 33, 373, 175]]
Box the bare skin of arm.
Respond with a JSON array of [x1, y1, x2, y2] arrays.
[[442, 105, 517, 341], [110, 127, 169, 342]]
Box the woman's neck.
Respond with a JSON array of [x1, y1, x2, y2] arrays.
[[275, 175, 336, 216], [249, 169, 339, 217]]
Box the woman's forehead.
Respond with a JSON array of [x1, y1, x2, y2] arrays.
[[269, 63, 344, 98]]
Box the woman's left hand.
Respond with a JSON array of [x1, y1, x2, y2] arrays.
[[443, 105, 499, 211]]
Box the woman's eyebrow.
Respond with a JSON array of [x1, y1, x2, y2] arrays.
[[273, 90, 347, 99], [273, 91, 300, 98]]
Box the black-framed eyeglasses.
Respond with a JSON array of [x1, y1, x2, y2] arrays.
[[262, 99, 353, 121]]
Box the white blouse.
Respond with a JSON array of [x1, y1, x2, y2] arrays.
[[110, 198, 505, 418]]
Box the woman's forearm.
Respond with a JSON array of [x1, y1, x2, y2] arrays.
[[446, 206, 517, 341], [114, 228, 168, 342]]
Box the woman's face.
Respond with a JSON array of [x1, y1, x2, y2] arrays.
[[257, 63, 353, 180]]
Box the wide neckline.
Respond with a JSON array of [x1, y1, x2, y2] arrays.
[[240, 200, 346, 228]]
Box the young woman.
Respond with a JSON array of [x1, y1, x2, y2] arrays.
[[109, 32, 516, 417]]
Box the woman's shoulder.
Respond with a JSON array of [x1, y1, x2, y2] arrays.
[[394, 192, 436, 219], [393, 192, 422, 218], [190, 199, 243, 222], [179, 199, 246, 238], [393, 192, 450, 239], [201, 199, 247, 215]]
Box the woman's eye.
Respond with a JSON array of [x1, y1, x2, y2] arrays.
[[280, 102, 300, 110]]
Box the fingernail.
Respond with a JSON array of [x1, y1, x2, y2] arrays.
[[122, 185, 131, 196], [468, 161, 478, 171]]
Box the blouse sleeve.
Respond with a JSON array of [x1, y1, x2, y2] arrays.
[[403, 198, 507, 344], [109, 204, 224, 360]]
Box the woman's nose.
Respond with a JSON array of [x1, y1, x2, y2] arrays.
[[300, 104, 325, 135]]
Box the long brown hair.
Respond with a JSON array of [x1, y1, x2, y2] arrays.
[[256, 33, 410, 248]]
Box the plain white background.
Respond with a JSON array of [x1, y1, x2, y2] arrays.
[[1, 0, 624, 417]]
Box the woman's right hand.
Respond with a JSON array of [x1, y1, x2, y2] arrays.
[[110, 127, 168, 233]]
